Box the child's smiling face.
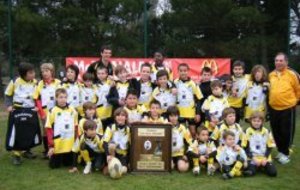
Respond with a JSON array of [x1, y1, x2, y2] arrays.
[[225, 113, 236, 125], [251, 117, 263, 129], [197, 130, 209, 142], [116, 114, 127, 125], [56, 93, 67, 107], [233, 66, 244, 78], [140, 66, 151, 82], [125, 94, 138, 109], [157, 75, 168, 88], [96, 69, 108, 81], [41, 69, 52, 80], [66, 68, 76, 82]]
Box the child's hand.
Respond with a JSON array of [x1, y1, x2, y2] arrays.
[[7, 106, 13, 112], [47, 148, 54, 158], [263, 82, 270, 87], [199, 155, 207, 163], [261, 158, 268, 166], [253, 158, 261, 167], [107, 155, 113, 163], [194, 114, 201, 123], [234, 145, 241, 151], [171, 88, 177, 95], [69, 167, 79, 173]]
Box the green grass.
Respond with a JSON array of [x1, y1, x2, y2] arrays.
[[0, 108, 299, 190]]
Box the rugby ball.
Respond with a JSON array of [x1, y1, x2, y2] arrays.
[[108, 157, 123, 179]]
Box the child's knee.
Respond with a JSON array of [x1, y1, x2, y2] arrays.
[[177, 159, 189, 173]]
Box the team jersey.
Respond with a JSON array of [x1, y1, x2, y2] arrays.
[[124, 105, 147, 123], [171, 124, 193, 157], [245, 81, 268, 119], [216, 145, 247, 166], [72, 133, 104, 153], [103, 124, 130, 155], [5, 77, 38, 108], [188, 139, 217, 156], [141, 115, 168, 123], [174, 78, 203, 118], [211, 122, 244, 146], [33, 79, 61, 115], [242, 127, 275, 160], [94, 79, 113, 119], [78, 117, 104, 136], [116, 81, 130, 100], [202, 95, 229, 122], [138, 80, 155, 109], [152, 87, 176, 113], [228, 75, 250, 108], [77, 84, 97, 117], [150, 65, 173, 82], [45, 105, 78, 154], [60, 81, 81, 108]]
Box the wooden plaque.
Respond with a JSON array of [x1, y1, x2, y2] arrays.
[[130, 122, 172, 173]]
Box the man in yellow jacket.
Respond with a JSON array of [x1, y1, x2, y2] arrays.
[[269, 52, 300, 164]]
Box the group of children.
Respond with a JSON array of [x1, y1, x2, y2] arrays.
[[4, 59, 278, 179]]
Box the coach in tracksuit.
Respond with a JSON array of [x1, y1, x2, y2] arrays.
[[269, 52, 300, 164]]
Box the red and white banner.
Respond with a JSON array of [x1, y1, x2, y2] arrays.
[[66, 57, 231, 82]]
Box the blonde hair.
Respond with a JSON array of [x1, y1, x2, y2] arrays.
[[40, 63, 55, 77]]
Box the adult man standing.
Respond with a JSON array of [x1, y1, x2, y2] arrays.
[[87, 45, 114, 81], [269, 52, 300, 164], [150, 51, 173, 82]]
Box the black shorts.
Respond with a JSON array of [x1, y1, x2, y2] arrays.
[[179, 117, 196, 126], [49, 152, 74, 169], [116, 153, 129, 167]]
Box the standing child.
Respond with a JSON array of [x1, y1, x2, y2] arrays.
[[151, 70, 176, 117], [78, 72, 97, 118], [187, 127, 217, 175], [242, 112, 277, 177], [107, 65, 139, 109], [167, 106, 193, 172], [78, 102, 103, 136], [5, 62, 41, 165], [103, 108, 131, 175], [244, 65, 269, 121], [71, 120, 105, 174], [94, 66, 114, 130], [142, 100, 168, 123], [228, 60, 249, 122], [216, 131, 248, 180], [34, 63, 61, 158], [124, 89, 147, 124], [46, 88, 78, 169], [174, 63, 203, 138], [60, 64, 81, 110], [138, 63, 156, 109], [211, 108, 244, 147], [202, 80, 229, 133]]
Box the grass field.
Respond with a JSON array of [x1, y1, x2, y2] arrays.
[[0, 106, 299, 190]]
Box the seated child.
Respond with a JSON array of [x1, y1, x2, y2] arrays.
[[46, 88, 78, 169], [167, 106, 193, 172], [71, 119, 105, 174], [216, 131, 248, 180], [202, 80, 229, 133], [211, 108, 244, 147], [187, 127, 217, 176], [124, 89, 147, 124], [242, 112, 277, 177], [78, 101, 103, 136], [141, 100, 168, 123], [103, 108, 131, 175]]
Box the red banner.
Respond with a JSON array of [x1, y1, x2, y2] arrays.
[[66, 57, 231, 82]]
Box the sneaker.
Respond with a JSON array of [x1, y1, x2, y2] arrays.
[[12, 155, 22, 166], [278, 154, 290, 165], [83, 162, 92, 174], [23, 151, 37, 159], [207, 165, 216, 176], [193, 166, 200, 176], [243, 170, 254, 176]]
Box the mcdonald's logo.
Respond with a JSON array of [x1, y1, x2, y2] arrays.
[[201, 59, 218, 75]]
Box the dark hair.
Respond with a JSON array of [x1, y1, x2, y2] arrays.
[[18, 62, 34, 79], [156, 70, 169, 80], [167, 106, 180, 117], [222, 107, 236, 119], [96, 65, 108, 73], [100, 45, 112, 53], [232, 60, 245, 70], [250, 65, 268, 83], [66, 64, 80, 80], [82, 72, 94, 81], [196, 126, 209, 135], [210, 80, 223, 89], [201, 67, 212, 74], [83, 119, 97, 131], [222, 130, 235, 140], [149, 99, 161, 108], [83, 101, 97, 112], [113, 107, 128, 123], [154, 50, 165, 57], [178, 63, 189, 70], [126, 89, 138, 98], [141, 62, 152, 71], [55, 88, 67, 97]]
